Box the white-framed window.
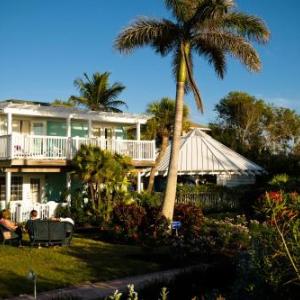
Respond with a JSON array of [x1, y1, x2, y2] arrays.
[[0, 176, 23, 202]]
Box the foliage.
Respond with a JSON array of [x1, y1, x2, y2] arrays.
[[69, 72, 127, 112], [210, 92, 300, 178], [116, 0, 269, 220], [232, 191, 300, 298], [173, 203, 204, 239], [134, 192, 162, 208], [51, 99, 75, 108], [144, 97, 190, 192], [267, 173, 300, 192], [199, 216, 250, 255], [55, 189, 100, 226], [210, 91, 300, 156], [144, 97, 190, 142], [72, 145, 132, 222], [111, 203, 146, 242], [139, 205, 170, 247]]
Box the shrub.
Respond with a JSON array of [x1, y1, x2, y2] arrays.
[[140, 206, 169, 247], [173, 203, 204, 239], [198, 216, 250, 257], [111, 203, 146, 242]]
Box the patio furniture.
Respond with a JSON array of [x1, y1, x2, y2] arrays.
[[26, 220, 74, 246], [0, 223, 20, 245]]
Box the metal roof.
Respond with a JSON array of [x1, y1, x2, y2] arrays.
[[156, 128, 265, 176]]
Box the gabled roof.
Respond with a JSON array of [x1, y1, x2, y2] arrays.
[[156, 128, 265, 176]]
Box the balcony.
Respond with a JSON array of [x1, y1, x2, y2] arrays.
[[0, 134, 156, 162]]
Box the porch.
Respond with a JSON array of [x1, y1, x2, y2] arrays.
[[0, 133, 156, 161]]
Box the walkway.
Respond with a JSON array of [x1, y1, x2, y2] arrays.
[[9, 265, 208, 300]]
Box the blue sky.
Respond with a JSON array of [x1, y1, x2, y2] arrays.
[[0, 0, 299, 124]]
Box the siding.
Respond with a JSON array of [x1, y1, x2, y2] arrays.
[[217, 174, 256, 187]]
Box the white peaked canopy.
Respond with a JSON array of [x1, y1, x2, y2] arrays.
[[154, 128, 264, 176]]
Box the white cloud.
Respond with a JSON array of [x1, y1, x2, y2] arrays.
[[258, 96, 300, 112]]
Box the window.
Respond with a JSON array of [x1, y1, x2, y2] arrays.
[[0, 176, 23, 202]]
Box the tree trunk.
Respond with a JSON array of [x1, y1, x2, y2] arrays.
[[147, 135, 169, 193], [161, 42, 189, 221]]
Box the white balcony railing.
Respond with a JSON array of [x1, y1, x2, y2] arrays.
[[0, 134, 156, 161]]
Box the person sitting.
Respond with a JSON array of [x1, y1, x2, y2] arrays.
[[29, 209, 39, 220], [0, 209, 23, 246]]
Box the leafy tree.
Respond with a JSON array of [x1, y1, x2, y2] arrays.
[[211, 91, 300, 156], [115, 0, 269, 220], [72, 145, 132, 222], [145, 97, 190, 192], [210, 91, 266, 153], [70, 72, 127, 112], [264, 106, 300, 154]]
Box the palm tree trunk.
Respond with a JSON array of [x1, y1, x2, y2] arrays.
[[147, 135, 169, 193], [161, 42, 189, 221]]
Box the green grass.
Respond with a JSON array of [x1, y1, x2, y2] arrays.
[[0, 235, 166, 298]]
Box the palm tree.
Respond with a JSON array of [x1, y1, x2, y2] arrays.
[[70, 72, 127, 112], [145, 97, 190, 192], [115, 0, 270, 220]]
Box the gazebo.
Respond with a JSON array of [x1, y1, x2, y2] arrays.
[[151, 128, 265, 187]]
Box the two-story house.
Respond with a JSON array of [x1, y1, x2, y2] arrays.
[[0, 100, 155, 221]]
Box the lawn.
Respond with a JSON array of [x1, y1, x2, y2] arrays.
[[0, 234, 166, 298]]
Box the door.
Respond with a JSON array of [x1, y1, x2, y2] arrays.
[[30, 178, 41, 203]]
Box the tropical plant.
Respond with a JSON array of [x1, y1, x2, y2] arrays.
[[72, 145, 132, 222], [70, 72, 127, 112], [145, 97, 190, 192], [51, 99, 75, 108], [115, 0, 270, 220]]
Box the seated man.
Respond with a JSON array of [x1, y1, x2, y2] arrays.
[[0, 209, 23, 246]]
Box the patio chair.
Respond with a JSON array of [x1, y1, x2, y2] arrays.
[[0, 223, 20, 245]]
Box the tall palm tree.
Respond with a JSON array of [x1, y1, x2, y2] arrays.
[[70, 72, 127, 112], [115, 0, 270, 220], [145, 97, 190, 192]]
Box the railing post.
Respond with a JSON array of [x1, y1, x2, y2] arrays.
[[7, 134, 13, 159], [152, 140, 156, 161]]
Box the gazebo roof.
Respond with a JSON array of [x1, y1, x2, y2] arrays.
[[155, 128, 265, 176]]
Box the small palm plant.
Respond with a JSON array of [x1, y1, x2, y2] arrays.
[[115, 0, 270, 220]]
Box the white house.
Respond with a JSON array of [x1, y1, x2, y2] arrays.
[[0, 100, 156, 221], [151, 128, 265, 187]]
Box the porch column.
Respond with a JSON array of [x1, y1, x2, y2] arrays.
[[88, 119, 92, 138], [137, 171, 142, 193], [5, 171, 11, 208], [136, 121, 141, 141], [66, 172, 71, 206], [66, 116, 71, 137], [66, 117, 71, 159], [7, 112, 12, 134]]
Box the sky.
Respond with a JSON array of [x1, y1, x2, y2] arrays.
[[0, 0, 300, 124]]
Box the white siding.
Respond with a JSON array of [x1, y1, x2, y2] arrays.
[[217, 174, 256, 187]]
